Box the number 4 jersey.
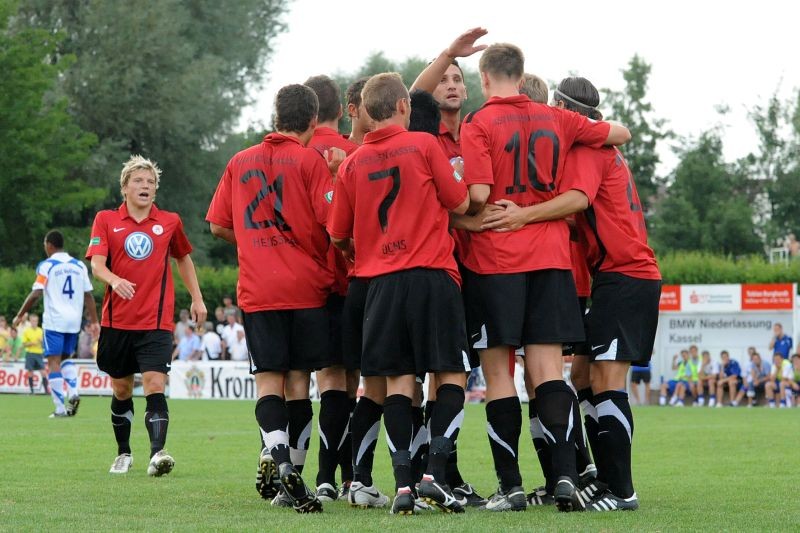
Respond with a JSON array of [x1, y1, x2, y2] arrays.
[[460, 95, 610, 274], [33, 252, 93, 334], [327, 125, 468, 285], [206, 133, 335, 311]]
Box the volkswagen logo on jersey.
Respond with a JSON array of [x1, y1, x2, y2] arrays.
[[124, 232, 154, 260]]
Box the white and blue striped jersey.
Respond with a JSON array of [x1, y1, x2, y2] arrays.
[[32, 252, 93, 333]]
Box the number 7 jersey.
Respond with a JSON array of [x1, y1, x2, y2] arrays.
[[206, 133, 335, 311], [327, 125, 468, 285], [460, 95, 610, 274]]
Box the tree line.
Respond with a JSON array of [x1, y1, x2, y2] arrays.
[[2, 0, 798, 268]]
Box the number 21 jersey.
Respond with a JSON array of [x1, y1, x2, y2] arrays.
[[460, 95, 610, 274], [206, 133, 334, 312]]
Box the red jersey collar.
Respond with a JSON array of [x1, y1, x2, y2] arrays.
[[263, 132, 304, 146], [439, 121, 456, 138], [119, 202, 161, 222], [364, 124, 406, 144], [484, 94, 531, 107], [313, 126, 340, 138]]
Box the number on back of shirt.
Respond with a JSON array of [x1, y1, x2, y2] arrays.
[[62, 275, 74, 299], [504, 129, 560, 194], [240, 169, 291, 231], [368, 166, 401, 234]]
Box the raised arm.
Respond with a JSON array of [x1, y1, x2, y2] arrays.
[[410, 27, 488, 94]]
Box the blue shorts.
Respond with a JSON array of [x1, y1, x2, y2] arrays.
[[43, 330, 78, 358], [667, 380, 689, 395]]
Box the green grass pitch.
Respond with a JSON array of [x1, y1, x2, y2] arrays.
[[1, 395, 798, 532]]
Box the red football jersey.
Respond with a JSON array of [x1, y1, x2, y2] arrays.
[[437, 122, 461, 160], [309, 127, 359, 295], [206, 133, 335, 311], [327, 125, 467, 285], [459, 95, 611, 274], [561, 145, 661, 280], [86, 203, 192, 331], [570, 235, 592, 297]]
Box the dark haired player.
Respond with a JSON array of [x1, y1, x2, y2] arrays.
[[460, 45, 630, 512], [304, 74, 361, 502], [207, 84, 344, 513], [482, 76, 660, 511], [14, 229, 99, 418], [87, 155, 207, 477], [328, 72, 470, 515]]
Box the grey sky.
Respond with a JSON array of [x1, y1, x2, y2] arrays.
[[241, 0, 799, 174]]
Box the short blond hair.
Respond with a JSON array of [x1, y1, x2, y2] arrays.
[[362, 73, 409, 122], [120, 155, 161, 193], [479, 43, 524, 81], [521, 73, 548, 104]]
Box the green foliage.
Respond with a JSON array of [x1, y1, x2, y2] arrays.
[[14, 0, 289, 264], [650, 131, 762, 255], [334, 51, 484, 135], [0, 2, 102, 265], [603, 55, 671, 213], [658, 251, 800, 285]]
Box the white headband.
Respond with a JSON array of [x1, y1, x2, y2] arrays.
[[554, 88, 598, 113]]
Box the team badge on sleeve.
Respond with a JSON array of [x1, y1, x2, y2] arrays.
[[89, 237, 101, 246]]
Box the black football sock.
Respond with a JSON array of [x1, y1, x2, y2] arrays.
[[28, 376, 35, 394], [111, 396, 134, 455], [486, 396, 523, 491], [256, 395, 290, 465], [287, 399, 312, 475], [595, 390, 635, 498], [42, 376, 49, 393], [410, 405, 426, 484], [338, 397, 357, 484], [535, 380, 578, 484], [316, 390, 350, 487], [426, 384, 465, 484], [530, 400, 554, 492], [384, 394, 413, 490], [572, 390, 593, 477], [351, 396, 383, 486], [579, 388, 604, 483], [144, 393, 169, 457]]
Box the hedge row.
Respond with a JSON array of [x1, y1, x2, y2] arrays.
[[1, 252, 798, 320]]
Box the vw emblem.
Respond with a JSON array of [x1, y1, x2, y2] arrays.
[[124, 232, 154, 260]]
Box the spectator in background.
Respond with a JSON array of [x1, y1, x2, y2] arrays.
[[7, 327, 24, 361], [687, 345, 701, 401], [786, 233, 799, 259], [629, 362, 651, 405], [768, 323, 792, 360], [0, 316, 10, 361], [742, 352, 771, 407], [228, 328, 248, 362], [213, 306, 226, 336], [659, 350, 691, 406], [220, 309, 243, 360], [789, 354, 800, 406], [22, 313, 48, 394], [716, 350, 743, 407], [222, 295, 241, 321], [696, 350, 719, 407], [766, 352, 794, 407], [78, 321, 96, 359], [172, 324, 202, 361], [201, 321, 222, 361], [174, 309, 191, 345]]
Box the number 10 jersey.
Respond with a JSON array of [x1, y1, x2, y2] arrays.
[[459, 95, 611, 274]]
